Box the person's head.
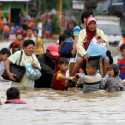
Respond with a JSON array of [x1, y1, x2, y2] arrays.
[[57, 58, 68, 72], [81, 10, 93, 25], [6, 87, 20, 100], [86, 61, 97, 75], [107, 64, 119, 77], [23, 39, 35, 56], [27, 27, 33, 37], [66, 20, 76, 30], [120, 44, 125, 58], [16, 33, 23, 41], [106, 50, 113, 64], [86, 16, 96, 32], [10, 41, 22, 53], [0, 48, 11, 61], [46, 44, 59, 61]]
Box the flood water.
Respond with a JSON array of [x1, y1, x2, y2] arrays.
[[1, 88, 125, 125]]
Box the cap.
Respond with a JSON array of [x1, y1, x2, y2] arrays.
[[47, 44, 59, 57], [73, 26, 81, 36], [87, 16, 96, 26]]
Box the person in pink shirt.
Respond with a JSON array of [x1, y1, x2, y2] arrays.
[[5, 87, 26, 104]]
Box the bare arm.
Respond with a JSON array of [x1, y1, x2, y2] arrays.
[[5, 59, 16, 81]]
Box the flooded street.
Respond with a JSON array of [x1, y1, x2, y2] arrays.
[[0, 89, 125, 125], [0, 42, 124, 125]]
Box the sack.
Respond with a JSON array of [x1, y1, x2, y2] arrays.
[[25, 64, 41, 80], [60, 38, 73, 58], [87, 37, 107, 57], [2, 51, 26, 82]]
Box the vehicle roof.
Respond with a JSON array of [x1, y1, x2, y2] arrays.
[[95, 16, 120, 22], [97, 20, 120, 25]]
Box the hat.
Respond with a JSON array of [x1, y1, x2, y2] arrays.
[[87, 16, 96, 26], [73, 26, 81, 36], [47, 44, 59, 57]]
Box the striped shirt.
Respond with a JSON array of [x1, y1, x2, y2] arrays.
[[117, 58, 125, 79]]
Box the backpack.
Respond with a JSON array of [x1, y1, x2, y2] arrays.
[[60, 38, 73, 58]]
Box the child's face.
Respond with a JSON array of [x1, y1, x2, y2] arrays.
[[1, 54, 9, 61], [121, 49, 125, 58], [16, 34, 23, 40], [107, 69, 114, 77], [60, 64, 68, 72], [86, 66, 96, 75]]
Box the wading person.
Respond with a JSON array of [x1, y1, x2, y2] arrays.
[[76, 16, 108, 74], [5, 40, 41, 89], [35, 44, 59, 88], [0, 48, 11, 78], [102, 64, 125, 92], [52, 58, 73, 90], [5, 87, 26, 104], [76, 61, 102, 93]]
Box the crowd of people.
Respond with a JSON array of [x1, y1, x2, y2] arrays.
[[0, 10, 125, 104]]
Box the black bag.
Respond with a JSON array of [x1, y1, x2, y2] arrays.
[[3, 51, 26, 82]]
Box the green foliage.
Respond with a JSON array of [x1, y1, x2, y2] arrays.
[[51, 15, 61, 34], [62, 0, 72, 10]]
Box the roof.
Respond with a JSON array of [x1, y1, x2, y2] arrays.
[[95, 16, 120, 22], [0, 0, 30, 2]]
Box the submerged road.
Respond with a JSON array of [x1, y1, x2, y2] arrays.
[[0, 40, 124, 125]]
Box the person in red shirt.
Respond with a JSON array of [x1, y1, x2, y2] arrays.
[[52, 58, 73, 90]]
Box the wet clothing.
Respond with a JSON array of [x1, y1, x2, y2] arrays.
[[77, 28, 108, 57], [35, 54, 56, 88], [102, 75, 125, 92], [5, 99, 26, 104], [52, 71, 68, 90], [78, 73, 102, 93], [117, 58, 125, 79], [8, 50, 40, 89]]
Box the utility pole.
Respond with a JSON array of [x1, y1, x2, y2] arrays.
[[56, 0, 62, 23]]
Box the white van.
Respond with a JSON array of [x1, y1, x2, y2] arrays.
[[96, 16, 122, 45]]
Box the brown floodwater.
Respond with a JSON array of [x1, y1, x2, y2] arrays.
[[0, 88, 125, 125]]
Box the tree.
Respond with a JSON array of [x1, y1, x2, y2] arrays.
[[51, 15, 61, 34]]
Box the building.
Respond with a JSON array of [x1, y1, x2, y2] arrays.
[[0, 0, 30, 25]]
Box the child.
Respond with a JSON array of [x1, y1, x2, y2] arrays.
[[5, 87, 26, 104], [103, 64, 125, 92], [52, 58, 71, 90], [0, 48, 11, 77], [117, 44, 125, 79], [77, 61, 102, 93]]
